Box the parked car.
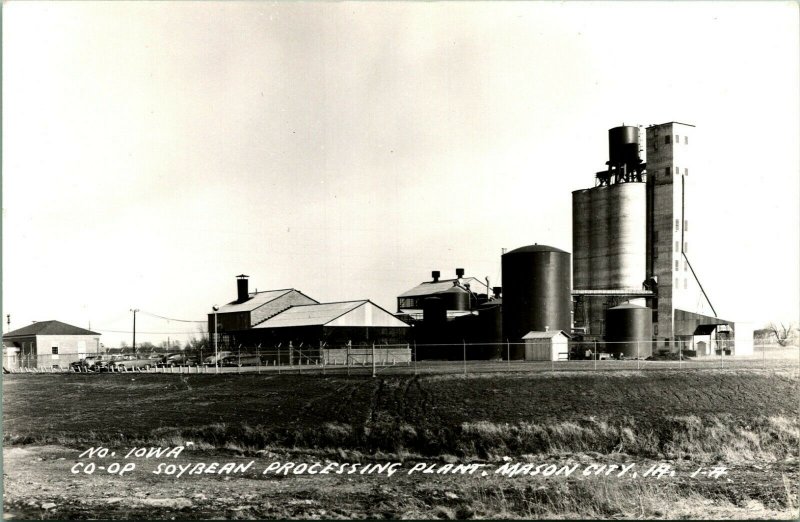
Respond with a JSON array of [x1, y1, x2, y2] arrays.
[[220, 354, 264, 367], [109, 354, 160, 370], [203, 351, 232, 366], [159, 353, 200, 367], [71, 355, 108, 371]]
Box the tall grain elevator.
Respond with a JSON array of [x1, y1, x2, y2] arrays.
[[572, 123, 728, 350]]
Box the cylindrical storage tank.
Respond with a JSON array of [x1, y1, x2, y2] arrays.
[[572, 189, 592, 290], [441, 286, 470, 311], [605, 303, 653, 358], [606, 183, 647, 289], [422, 297, 447, 326], [608, 126, 640, 165], [589, 187, 610, 289], [501, 245, 572, 355]]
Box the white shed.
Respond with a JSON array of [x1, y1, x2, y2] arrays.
[[521, 330, 571, 361]]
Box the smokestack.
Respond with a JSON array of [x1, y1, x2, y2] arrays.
[[455, 268, 465, 279], [431, 271, 440, 282], [236, 274, 249, 303]]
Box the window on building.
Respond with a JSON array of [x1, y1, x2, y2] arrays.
[[684, 278, 688, 289], [675, 135, 680, 143], [675, 166, 680, 175], [685, 167, 689, 176], [665, 135, 671, 145], [675, 219, 680, 232], [675, 241, 679, 253], [675, 277, 679, 289], [654, 324, 659, 336], [675, 260, 679, 271], [685, 136, 689, 144], [684, 219, 688, 231], [663, 167, 669, 177], [51, 346, 58, 355], [684, 260, 688, 271], [684, 241, 688, 253]]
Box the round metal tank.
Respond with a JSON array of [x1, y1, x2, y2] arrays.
[[572, 189, 592, 290], [501, 245, 572, 351], [606, 183, 647, 289], [441, 286, 470, 311], [605, 303, 653, 358], [608, 126, 640, 164], [422, 297, 447, 326]]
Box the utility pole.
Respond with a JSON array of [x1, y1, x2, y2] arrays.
[[130, 309, 139, 352], [212, 305, 219, 374]]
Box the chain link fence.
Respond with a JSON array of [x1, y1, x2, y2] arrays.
[[4, 339, 797, 376]]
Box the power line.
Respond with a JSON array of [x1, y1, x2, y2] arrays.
[[92, 328, 205, 335], [138, 310, 206, 323]]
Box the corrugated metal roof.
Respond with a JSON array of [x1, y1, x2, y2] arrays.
[[215, 289, 308, 313], [522, 330, 571, 339], [398, 277, 487, 298], [254, 301, 367, 328], [4, 320, 100, 338]]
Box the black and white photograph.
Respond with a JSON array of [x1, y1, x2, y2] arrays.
[[2, 1, 799, 519]]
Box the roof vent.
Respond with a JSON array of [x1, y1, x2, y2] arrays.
[[431, 271, 440, 282], [455, 268, 465, 279]]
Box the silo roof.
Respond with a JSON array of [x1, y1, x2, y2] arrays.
[[505, 244, 569, 255]]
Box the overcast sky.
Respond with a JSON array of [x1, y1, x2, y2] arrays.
[[3, 1, 798, 347]]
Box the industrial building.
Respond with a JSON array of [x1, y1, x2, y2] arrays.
[[572, 123, 736, 353], [207, 275, 318, 346], [396, 122, 745, 359], [2, 320, 101, 369], [396, 269, 502, 359], [209, 276, 410, 352]]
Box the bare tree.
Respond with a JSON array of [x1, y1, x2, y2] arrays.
[[767, 322, 796, 347]]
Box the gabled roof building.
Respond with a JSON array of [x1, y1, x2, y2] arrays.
[[207, 275, 318, 338], [209, 276, 410, 349], [3, 320, 101, 369]]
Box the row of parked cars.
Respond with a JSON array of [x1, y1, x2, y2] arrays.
[[70, 351, 271, 372]]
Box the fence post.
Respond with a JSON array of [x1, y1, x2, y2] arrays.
[[278, 346, 281, 375], [506, 341, 510, 370], [593, 340, 597, 371], [347, 341, 351, 376], [413, 341, 417, 376], [463, 340, 467, 375], [637, 341, 640, 370], [372, 342, 376, 378]]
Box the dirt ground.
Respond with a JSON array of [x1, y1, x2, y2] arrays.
[[3, 369, 798, 519], [3, 444, 798, 520]]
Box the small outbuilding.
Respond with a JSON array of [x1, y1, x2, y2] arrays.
[[521, 330, 571, 361], [2, 320, 101, 369]]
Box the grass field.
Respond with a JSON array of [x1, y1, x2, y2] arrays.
[[3, 367, 799, 519]]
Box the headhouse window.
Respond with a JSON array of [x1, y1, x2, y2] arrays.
[[665, 135, 671, 145]]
